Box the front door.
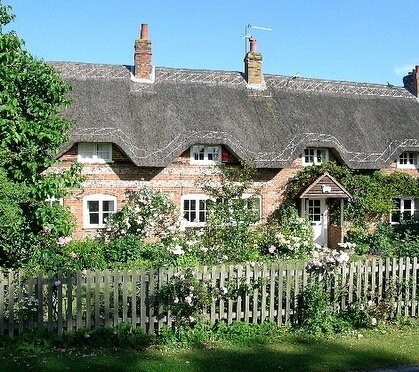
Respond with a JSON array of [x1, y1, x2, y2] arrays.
[[304, 199, 327, 247]]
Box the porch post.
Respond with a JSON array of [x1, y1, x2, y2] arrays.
[[340, 199, 344, 243]]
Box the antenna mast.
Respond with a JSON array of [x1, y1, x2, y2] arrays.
[[243, 23, 273, 54]]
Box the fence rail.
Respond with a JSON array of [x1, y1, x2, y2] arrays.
[[0, 257, 418, 337]]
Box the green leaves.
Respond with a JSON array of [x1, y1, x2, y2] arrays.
[[0, 3, 81, 267]]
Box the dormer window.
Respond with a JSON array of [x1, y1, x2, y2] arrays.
[[302, 148, 328, 166], [397, 152, 418, 169], [78, 142, 112, 163], [191, 145, 221, 164]]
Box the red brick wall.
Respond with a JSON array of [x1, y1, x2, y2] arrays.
[[54, 144, 304, 239]]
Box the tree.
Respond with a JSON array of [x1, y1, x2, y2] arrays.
[[0, 3, 83, 267]]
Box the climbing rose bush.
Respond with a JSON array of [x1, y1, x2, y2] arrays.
[[100, 187, 178, 241], [307, 246, 350, 273], [156, 268, 212, 324]]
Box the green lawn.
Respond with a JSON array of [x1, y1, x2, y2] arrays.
[[1, 325, 419, 371]]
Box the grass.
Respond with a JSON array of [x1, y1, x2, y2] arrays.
[[1, 323, 419, 371]]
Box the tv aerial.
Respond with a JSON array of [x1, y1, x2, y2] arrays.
[[243, 23, 273, 53]]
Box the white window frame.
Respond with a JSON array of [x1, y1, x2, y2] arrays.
[[83, 194, 117, 228], [190, 145, 221, 164], [181, 194, 210, 227], [390, 197, 419, 225], [78, 142, 113, 164], [302, 148, 329, 166], [397, 152, 418, 169]]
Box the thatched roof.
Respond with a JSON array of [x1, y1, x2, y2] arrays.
[[52, 62, 419, 169]]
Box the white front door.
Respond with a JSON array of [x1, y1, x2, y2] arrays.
[[304, 199, 327, 247]]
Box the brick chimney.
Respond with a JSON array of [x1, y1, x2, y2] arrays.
[[133, 23, 154, 82], [403, 65, 419, 97], [244, 37, 265, 89]]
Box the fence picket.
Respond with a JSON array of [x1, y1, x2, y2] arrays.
[[219, 264, 226, 321], [277, 263, 284, 326], [236, 265, 242, 322], [94, 271, 101, 329], [86, 270, 91, 330], [252, 263, 259, 324], [285, 264, 291, 325], [405, 257, 410, 317], [66, 273, 73, 332], [0, 271, 4, 334], [412, 257, 418, 317], [140, 268, 146, 332], [8, 272, 14, 337], [131, 270, 138, 329], [47, 272, 54, 332], [227, 265, 234, 324], [104, 270, 110, 327], [17, 271, 24, 335], [57, 271, 63, 334], [76, 271, 83, 330], [244, 264, 250, 323], [269, 263, 276, 321]]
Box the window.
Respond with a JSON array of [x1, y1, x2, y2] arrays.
[[391, 197, 419, 224], [242, 194, 262, 223], [302, 148, 328, 166], [190, 145, 221, 164], [78, 142, 112, 163], [397, 152, 418, 169], [181, 194, 209, 227], [83, 194, 117, 228]]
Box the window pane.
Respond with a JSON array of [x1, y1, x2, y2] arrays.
[[97, 143, 111, 161], [102, 200, 115, 212], [403, 199, 412, 211], [87, 201, 99, 212], [89, 212, 99, 225]]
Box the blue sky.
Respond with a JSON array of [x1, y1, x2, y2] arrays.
[[7, 0, 419, 86]]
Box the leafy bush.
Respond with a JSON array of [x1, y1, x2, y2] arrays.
[[25, 237, 107, 273], [101, 187, 177, 241], [156, 268, 212, 325], [257, 206, 314, 259]]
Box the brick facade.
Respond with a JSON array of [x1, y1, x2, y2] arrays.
[[56, 143, 418, 247]]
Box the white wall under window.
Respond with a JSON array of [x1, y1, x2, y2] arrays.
[[83, 194, 117, 228], [78, 142, 113, 163]]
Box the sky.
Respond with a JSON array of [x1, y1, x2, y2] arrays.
[[6, 0, 419, 86]]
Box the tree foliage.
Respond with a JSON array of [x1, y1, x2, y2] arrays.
[[0, 2, 83, 267]]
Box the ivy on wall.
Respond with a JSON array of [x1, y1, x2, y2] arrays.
[[281, 163, 419, 226]]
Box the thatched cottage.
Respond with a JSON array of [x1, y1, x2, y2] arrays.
[[51, 24, 419, 247]]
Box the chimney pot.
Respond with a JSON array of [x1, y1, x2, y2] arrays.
[[140, 23, 149, 40], [249, 37, 257, 52]]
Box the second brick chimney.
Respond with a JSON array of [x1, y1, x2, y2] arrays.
[[133, 24, 154, 82], [244, 37, 265, 89], [403, 65, 419, 97]]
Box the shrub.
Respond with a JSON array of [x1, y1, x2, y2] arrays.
[[258, 206, 315, 260], [156, 268, 212, 325], [101, 187, 178, 241]]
